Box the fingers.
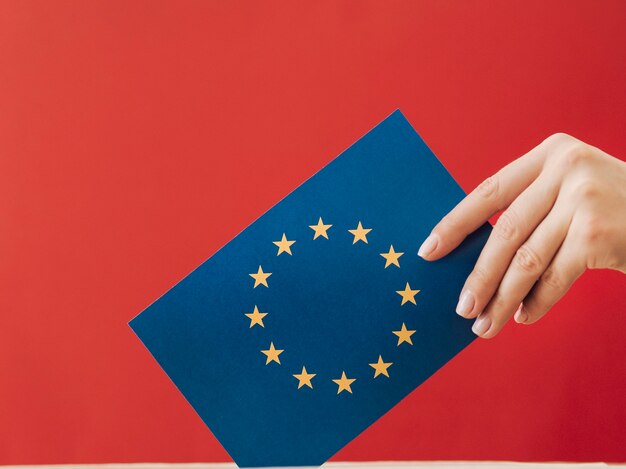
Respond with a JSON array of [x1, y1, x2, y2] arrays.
[[470, 198, 572, 338], [455, 171, 561, 320], [514, 230, 586, 326], [419, 140, 548, 260]]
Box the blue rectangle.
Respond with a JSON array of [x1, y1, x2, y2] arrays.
[[130, 110, 491, 467]]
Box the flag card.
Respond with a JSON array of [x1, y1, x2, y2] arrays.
[[130, 110, 491, 467]]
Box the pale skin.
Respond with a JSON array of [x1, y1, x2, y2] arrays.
[[418, 133, 626, 338]]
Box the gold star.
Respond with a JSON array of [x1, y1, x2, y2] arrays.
[[309, 217, 332, 239], [396, 282, 420, 305], [348, 221, 372, 244], [293, 366, 316, 389], [332, 371, 356, 394], [380, 245, 404, 268], [393, 323, 416, 346], [249, 265, 272, 288], [273, 233, 295, 256], [244, 305, 267, 328], [261, 342, 283, 365], [369, 355, 393, 378]]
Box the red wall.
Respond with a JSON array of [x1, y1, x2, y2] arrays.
[[1, 0, 625, 464]]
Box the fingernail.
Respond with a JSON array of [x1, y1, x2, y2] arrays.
[[514, 307, 529, 324], [456, 290, 475, 317], [418, 234, 439, 259], [472, 314, 491, 336]]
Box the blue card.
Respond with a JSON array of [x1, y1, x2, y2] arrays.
[[130, 110, 491, 467]]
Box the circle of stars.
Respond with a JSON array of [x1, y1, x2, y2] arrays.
[[245, 217, 421, 395]]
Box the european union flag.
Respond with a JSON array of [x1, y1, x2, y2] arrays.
[[130, 110, 491, 467]]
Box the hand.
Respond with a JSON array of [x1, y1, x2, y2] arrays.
[[418, 133, 626, 338]]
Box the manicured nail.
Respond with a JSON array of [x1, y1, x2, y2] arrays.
[[472, 314, 491, 336], [418, 234, 439, 259], [456, 290, 475, 317], [514, 307, 529, 324]]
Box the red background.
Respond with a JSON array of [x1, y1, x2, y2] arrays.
[[1, 0, 625, 464]]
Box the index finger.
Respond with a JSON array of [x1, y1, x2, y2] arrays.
[[418, 141, 549, 261]]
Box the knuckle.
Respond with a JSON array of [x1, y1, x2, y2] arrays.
[[558, 142, 593, 170], [489, 292, 507, 312], [572, 178, 603, 204], [476, 175, 500, 201], [543, 132, 574, 147], [513, 245, 543, 275], [572, 212, 609, 248], [469, 265, 491, 289], [577, 218, 607, 246], [540, 267, 563, 291], [493, 210, 518, 242]]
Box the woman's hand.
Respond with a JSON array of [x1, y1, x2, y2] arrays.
[[418, 133, 626, 338]]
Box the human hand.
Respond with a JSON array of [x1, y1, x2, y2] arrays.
[[418, 133, 626, 338]]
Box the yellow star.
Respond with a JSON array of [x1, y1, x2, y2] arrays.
[[244, 305, 267, 328], [332, 371, 356, 394], [293, 366, 316, 389], [261, 342, 283, 365], [380, 245, 404, 268], [392, 323, 416, 346], [273, 233, 295, 256], [249, 265, 272, 288], [348, 221, 372, 244], [309, 217, 332, 240], [396, 282, 420, 305], [369, 355, 393, 378]]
